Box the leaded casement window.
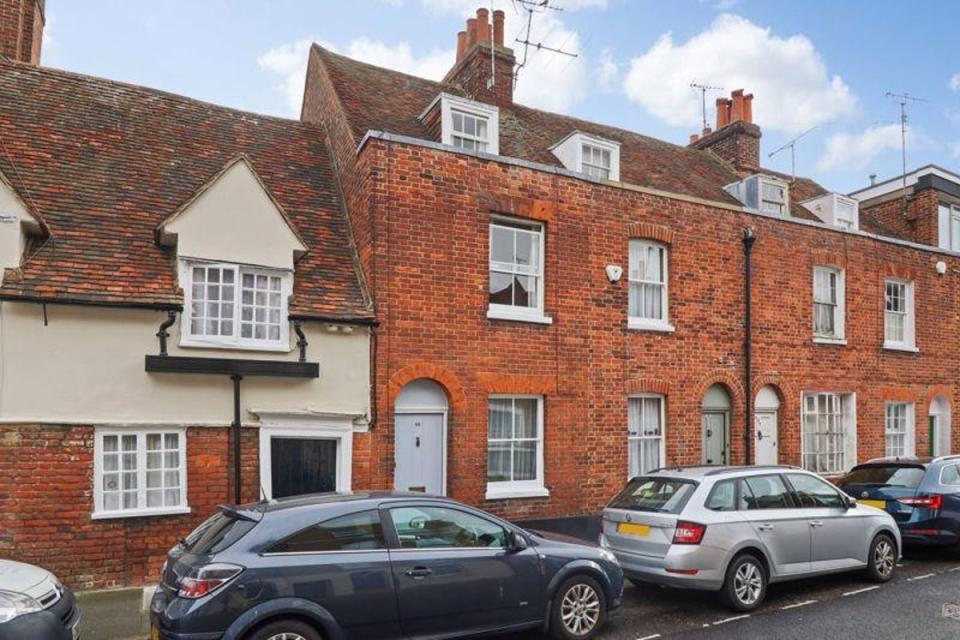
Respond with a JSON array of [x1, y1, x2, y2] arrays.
[[885, 402, 915, 458], [181, 261, 289, 349], [94, 429, 188, 518], [581, 143, 612, 180], [628, 395, 665, 477], [486, 396, 546, 498], [884, 279, 915, 350], [813, 266, 845, 341], [628, 240, 671, 330], [801, 393, 855, 475], [488, 218, 549, 323]]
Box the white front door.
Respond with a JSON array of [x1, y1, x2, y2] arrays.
[[755, 410, 778, 465], [394, 413, 445, 495], [702, 412, 728, 465]]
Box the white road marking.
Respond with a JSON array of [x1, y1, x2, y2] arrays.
[[712, 614, 750, 625], [637, 635, 662, 640], [781, 599, 818, 610], [907, 572, 936, 581], [843, 586, 880, 596]]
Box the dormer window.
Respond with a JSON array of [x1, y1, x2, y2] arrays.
[[760, 180, 787, 215], [550, 131, 621, 182], [724, 174, 789, 216], [800, 193, 860, 231], [180, 260, 291, 350], [424, 93, 499, 155]]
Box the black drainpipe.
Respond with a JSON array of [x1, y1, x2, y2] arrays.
[[742, 228, 755, 465], [231, 374, 243, 503]]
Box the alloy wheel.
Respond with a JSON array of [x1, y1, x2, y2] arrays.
[[560, 582, 601, 636], [874, 538, 895, 578], [266, 634, 307, 640], [734, 561, 763, 605]]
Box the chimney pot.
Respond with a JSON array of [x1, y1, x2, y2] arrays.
[[476, 8, 491, 43], [743, 93, 754, 123], [466, 17, 478, 48], [716, 97, 731, 129], [730, 89, 745, 123], [456, 31, 467, 61], [493, 10, 505, 47], [690, 133, 700, 144]]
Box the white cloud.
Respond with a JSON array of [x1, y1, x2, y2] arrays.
[[623, 14, 856, 133], [816, 124, 932, 172], [597, 48, 618, 92], [951, 73, 960, 92]]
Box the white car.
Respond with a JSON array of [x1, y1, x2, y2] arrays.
[[0, 559, 80, 639]]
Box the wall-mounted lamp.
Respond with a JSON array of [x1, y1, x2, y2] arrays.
[[937, 260, 947, 275], [605, 264, 623, 283]]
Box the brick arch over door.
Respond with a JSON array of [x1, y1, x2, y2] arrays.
[[695, 370, 745, 406], [387, 363, 468, 413], [695, 370, 745, 464]]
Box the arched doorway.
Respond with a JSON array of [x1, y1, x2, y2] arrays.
[[929, 395, 952, 457], [394, 379, 448, 495], [702, 384, 731, 465], [755, 386, 781, 465]]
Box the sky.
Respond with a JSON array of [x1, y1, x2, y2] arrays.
[[40, 0, 960, 193]]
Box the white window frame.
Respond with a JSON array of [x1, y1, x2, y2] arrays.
[[884, 402, 916, 458], [435, 94, 499, 155], [812, 266, 846, 344], [628, 394, 666, 478], [628, 240, 673, 332], [92, 427, 189, 520], [801, 392, 857, 476], [938, 203, 960, 251], [549, 131, 621, 182], [485, 395, 548, 500], [834, 196, 859, 230], [487, 216, 552, 325], [759, 176, 789, 216], [179, 259, 292, 351], [884, 278, 916, 351]]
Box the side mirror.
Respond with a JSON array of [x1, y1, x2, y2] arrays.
[[844, 495, 857, 509], [506, 530, 528, 552]]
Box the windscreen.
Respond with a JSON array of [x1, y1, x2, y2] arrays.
[[608, 477, 697, 514], [181, 510, 256, 555], [843, 465, 925, 489]]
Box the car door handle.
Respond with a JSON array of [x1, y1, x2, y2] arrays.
[[404, 567, 433, 578], [809, 521, 824, 528], [757, 524, 774, 532]]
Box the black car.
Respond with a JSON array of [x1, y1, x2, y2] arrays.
[[838, 456, 960, 549], [151, 492, 623, 640]]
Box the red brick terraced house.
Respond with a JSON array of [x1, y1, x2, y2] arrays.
[[0, 0, 374, 590], [302, 8, 960, 536], [0, 1, 959, 595]]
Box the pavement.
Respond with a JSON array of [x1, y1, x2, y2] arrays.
[[76, 546, 960, 640]]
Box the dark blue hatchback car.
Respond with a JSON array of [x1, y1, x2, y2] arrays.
[[837, 456, 960, 549], [151, 492, 623, 640]]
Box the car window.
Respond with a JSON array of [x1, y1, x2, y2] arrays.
[[389, 506, 507, 549], [705, 480, 735, 511], [741, 475, 793, 510], [608, 477, 698, 514], [268, 510, 386, 554], [841, 465, 925, 488], [182, 511, 256, 554], [786, 473, 844, 508], [941, 464, 960, 486]]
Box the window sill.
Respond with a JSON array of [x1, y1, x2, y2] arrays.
[[486, 308, 553, 325], [813, 337, 847, 346], [91, 506, 191, 521], [179, 337, 292, 353], [628, 319, 675, 333], [883, 343, 919, 353], [484, 485, 550, 501]]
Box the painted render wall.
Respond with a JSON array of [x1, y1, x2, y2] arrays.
[[0, 302, 370, 425]]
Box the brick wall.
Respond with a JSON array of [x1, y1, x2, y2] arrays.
[[861, 187, 941, 246], [0, 425, 259, 590], [0, 0, 42, 64], [691, 120, 761, 175]]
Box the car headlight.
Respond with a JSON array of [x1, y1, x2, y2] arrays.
[[0, 590, 43, 624]]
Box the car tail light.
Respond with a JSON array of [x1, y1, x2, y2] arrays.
[[673, 521, 707, 545], [177, 563, 243, 599], [897, 495, 943, 511]]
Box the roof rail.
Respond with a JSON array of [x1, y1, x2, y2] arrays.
[[932, 454, 960, 464], [704, 464, 798, 476]]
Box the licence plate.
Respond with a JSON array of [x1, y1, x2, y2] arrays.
[[151, 626, 160, 640], [617, 522, 650, 536], [859, 499, 887, 510]]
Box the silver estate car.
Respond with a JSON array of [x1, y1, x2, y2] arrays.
[[601, 465, 902, 611]]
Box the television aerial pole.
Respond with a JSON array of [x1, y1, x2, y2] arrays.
[[767, 126, 818, 182], [885, 91, 927, 215], [690, 82, 724, 132]]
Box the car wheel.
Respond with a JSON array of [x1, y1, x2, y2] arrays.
[[550, 575, 607, 639], [865, 533, 897, 582], [719, 553, 767, 612], [245, 619, 323, 640]]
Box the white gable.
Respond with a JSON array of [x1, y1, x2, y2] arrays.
[[158, 158, 307, 270], [0, 174, 41, 273]]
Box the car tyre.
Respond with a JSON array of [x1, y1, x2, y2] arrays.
[[865, 533, 897, 583], [550, 574, 607, 640], [719, 553, 767, 612], [245, 618, 323, 640]]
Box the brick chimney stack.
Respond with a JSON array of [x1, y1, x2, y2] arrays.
[[443, 7, 515, 107], [0, 0, 44, 65], [689, 88, 760, 175]]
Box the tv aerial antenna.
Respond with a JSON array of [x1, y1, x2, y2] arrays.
[[768, 125, 818, 182], [511, 0, 578, 86], [690, 82, 723, 132], [885, 91, 927, 214]]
